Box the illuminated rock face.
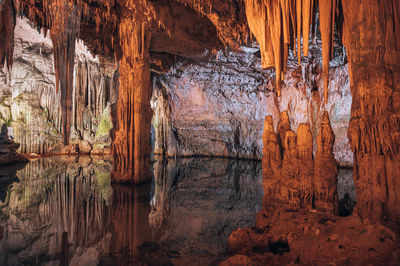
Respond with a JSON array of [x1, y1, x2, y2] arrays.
[[0, 18, 117, 156], [152, 46, 352, 164]]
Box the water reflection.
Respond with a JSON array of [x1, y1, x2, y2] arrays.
[[0, 156, 263, 265]]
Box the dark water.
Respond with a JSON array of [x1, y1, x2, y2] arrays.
[[0, 156, 263, 266]]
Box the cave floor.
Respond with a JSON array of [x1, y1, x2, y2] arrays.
[[224, 208, 400, 265]]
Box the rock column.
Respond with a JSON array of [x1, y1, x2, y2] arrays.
[[112, 20, 152, 183], [342, 0, 400, 228]]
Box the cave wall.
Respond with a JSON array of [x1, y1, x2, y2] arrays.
[[0, 18, 117, 155], [152, 41, 352, 165]]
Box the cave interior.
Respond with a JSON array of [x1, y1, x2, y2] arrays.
[[0, 0, 400, 265]]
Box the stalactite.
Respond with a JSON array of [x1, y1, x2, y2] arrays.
[[244, 0, 317, 98], [0, 0, 16, 70], [112, 19, 152, 183], [46, 0, 82, 145], [319, 0, 336, 104], [296, 0, 302, 65], [301, 0, 312, 57], [266, 0, 283, 97]]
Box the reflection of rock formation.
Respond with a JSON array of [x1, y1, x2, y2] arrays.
[[108, 184, 153, 265], [0, 163, 26, 204], [0, 156, 113, 265], [262, 111, 338, 213], [0, 156, 263, 265], [148, 157, 263, 265]]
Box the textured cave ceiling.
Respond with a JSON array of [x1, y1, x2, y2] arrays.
[[1, 0, 398, 93]]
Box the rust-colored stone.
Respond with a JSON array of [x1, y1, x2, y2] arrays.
[[263, 112, 338, 213], [342, 0, 400, 229], [112, 20, 152, 183], [314, 111, 338, 213]]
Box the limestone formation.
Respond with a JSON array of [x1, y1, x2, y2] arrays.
[[262, 112, 338, 213], [112, 20, 152, 183], [0, 2, 397, 234], [262, 115, 283, 211], [1, 18, 117, 156], [342, 0, 400, 229], [296, 123, 314, 210], [314, 111, 338, 213]]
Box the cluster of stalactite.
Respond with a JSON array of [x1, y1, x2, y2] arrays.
[[0, 0, 16, 70], [342, 0, 400, 230], [5, 0, 120, 146], [46, 0, 82, 145], [262, 111, 338, 214], [244, 0, 339, 103], [112, 19, 152, 183]]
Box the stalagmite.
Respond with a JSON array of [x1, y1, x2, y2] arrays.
[[277, 110, 291, 151], [262, 115, 283, 211], [262, 116, 282, 172], [314, 111, 338, 213], [319, 0, 336, 104], [263, 111, 339, 214], [296, 123, 313, 209]]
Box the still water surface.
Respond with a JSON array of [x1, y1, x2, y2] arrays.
[[0, 156, 263, 265]]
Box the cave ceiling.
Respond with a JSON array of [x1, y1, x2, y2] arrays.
[[1, 0, 248, 61]]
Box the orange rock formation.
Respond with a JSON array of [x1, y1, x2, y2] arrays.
[[262, 111, 338, 213]]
